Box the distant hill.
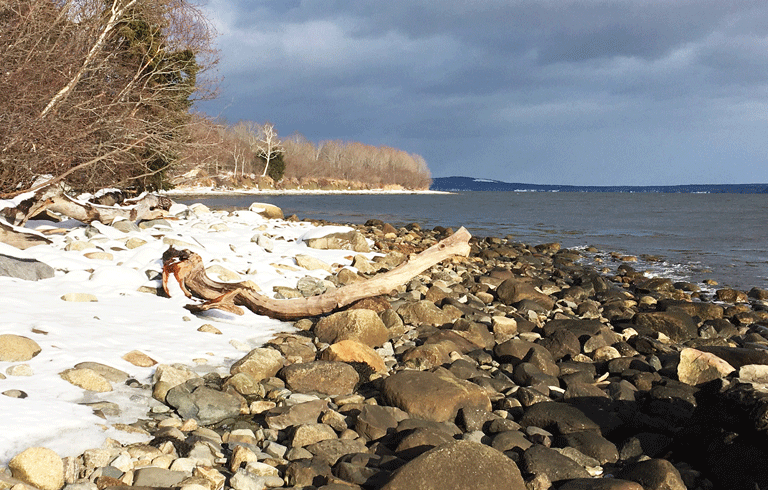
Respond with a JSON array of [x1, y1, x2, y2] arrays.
[[430, 176, 768, 193]]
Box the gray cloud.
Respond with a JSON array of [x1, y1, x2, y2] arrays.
[[196, 0, 768, 185]]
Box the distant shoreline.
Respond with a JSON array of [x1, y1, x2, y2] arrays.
[[430, 176, 768, 193], [162, 186, 451, 197]]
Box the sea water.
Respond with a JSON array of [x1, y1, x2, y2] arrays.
[[178, 192, 768, 291]]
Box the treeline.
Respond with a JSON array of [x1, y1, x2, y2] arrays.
[[0, 0, 430, 197], [174, 118, 432, 190]]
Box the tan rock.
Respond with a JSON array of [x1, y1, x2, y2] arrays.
[[83, 252, 114, 261], [123, 350, 157, 367], [0, 335, 41, 362], [492, 316, 518, 343], [678, 347, 735, 385], [197, 324, 222, 335], [305, 230, 370, 253], [7, 364, 33, 376], [295, 254, 332, 272], [9, 447, 64, 490], [125, 237, 148, 249], [60, 293, 98, 302], [314, 309, 389, 347], [320, 340, 386, 372], [229, 347, 285, 382], [248, 203, 284, 219], [60, 368, 112, 392]]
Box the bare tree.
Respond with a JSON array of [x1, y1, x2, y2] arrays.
[[0, 0, 218, 197], [256, 123, 284, 178]]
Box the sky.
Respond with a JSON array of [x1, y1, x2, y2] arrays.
[[195, 0, 768, 186]]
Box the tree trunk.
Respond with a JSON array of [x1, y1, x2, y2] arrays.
[[162, 227, 472, 320]]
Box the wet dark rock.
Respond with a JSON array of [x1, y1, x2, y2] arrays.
[[519, 402, 601, 435], [555, 430, 619, 464], [616, 458, 686, 490], [355, 405, 398, 441], [543, 319, 604, 338], [491, 430, 532, 453], [539, 328, 581, 360], [285, 457, 333, 487], [521, 444, 591, 482], [657, 299, 724, 321], [633, 311, 698, 342], [496, 278, 555, 310]]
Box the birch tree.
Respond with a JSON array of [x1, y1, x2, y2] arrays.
[[256, 123, 285, 179]]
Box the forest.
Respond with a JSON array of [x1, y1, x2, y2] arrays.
[[0, 0, 431, 198]]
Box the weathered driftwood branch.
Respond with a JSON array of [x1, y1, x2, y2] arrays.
[[3, 185, 172, 227], [0, 221, 52, 250], [162, 227, 473, 320]]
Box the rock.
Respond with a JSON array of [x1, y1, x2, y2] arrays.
[[677, 347, 735, 385], [382, 369, 491, 422], [355, 405, 398, 441], [519, 402, 600, 435], [284, 458, 332, 487], [496, 279, 555, 310], [305, 230, 370, 253], [521, 444, 591, 482], [314, 309, 389, 348], [166, 381, 244, 425], [0, 254, 54, 281], [397, 300, 454, 326], [60, 293, 98, 302], [716, 288, 749, 303], [290, 423, 337, 447], [491, 430, 532, 453], [657, 299, 724, 321], [381, 440, 526, 490], [558, 479, 644, 490], [617, 458, 686, 490], [73, 362, 128, 383], [152, 364, 200, 402], [492, 316, 518, 343], [122, 350, 157, 367], [295, 254, 332, 272], [320, 340, 386, 372], [280, 361, 359, 396], [739, 364, 768, 384], [264, 399, 328, 430], [305, 438, 369, 466], [0, 334, 41, 361], [395, 427, 456, 459], [555, 431, 619, 464], [697, 345, 768, 368], [224, 372, 264, 397], [297, 276, 327, 296], [9, 447, 64, 490], [59, 368, 112, 392], [230, 347, 285, 382], [249, 202, 284, 219], [633, 311, 698, 342], [132, 467, 188, 487]]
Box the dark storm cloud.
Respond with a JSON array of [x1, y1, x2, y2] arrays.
[[197, 0, 768, 185]]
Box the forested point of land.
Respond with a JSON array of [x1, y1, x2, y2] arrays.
[[0, 0, 431, 198]]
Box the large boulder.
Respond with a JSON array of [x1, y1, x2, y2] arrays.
[[381, 440, 526, 490], [314, 309, 389, 347], [382, 368, 491, 422]]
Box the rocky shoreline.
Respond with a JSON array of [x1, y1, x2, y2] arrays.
[[3, 212, 768, 490]]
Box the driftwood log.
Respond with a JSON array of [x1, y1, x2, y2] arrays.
[[3, 184, 173, 227], [162, 227, 472, 320]]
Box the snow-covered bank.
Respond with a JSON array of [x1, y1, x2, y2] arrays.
[[0, 199, 370, 465]]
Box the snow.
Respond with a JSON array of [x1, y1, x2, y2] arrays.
[[0, 200, 367, 465]]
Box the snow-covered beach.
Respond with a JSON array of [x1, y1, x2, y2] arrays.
[[0, 196, 370, 465]]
